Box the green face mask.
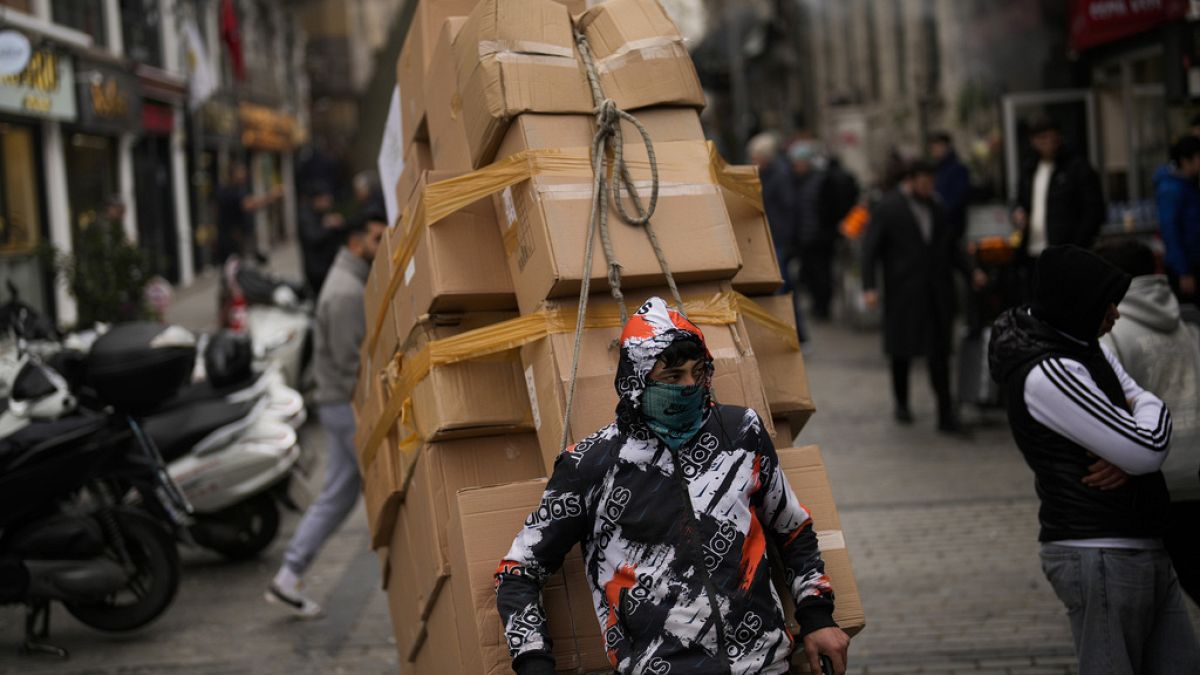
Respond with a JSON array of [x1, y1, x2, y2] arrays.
[[641, 381, 708, 450]]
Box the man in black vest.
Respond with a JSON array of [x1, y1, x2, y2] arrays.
[[989, 246, 1199, 672]]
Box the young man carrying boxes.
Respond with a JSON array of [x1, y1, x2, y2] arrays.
[[496, 298, 850, 674]]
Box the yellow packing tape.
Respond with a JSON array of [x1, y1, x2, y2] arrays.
[[359, 291, 798, 471], [365, 141, 763, 360]]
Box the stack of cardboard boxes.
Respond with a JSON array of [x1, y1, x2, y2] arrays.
[[354, 0, 862, 671]]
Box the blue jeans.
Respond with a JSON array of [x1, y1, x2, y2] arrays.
[[283, 403, 360, 576], [1040, 544, 1200, 674]]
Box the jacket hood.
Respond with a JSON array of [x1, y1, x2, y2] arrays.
[[1031, 245, 1131, 345], [989, 306, 1096, 384], [614, 297, 712, 434], [1119, 275, 1180, 333]]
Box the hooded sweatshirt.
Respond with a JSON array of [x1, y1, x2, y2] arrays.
[[989, 246, 1172, 543], [1103, 274, 1200, 501], [1154, 163, 1200, 277], [496, 298, 835, 675]]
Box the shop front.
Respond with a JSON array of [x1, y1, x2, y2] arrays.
[[0, 29, 77, 319], [67, 57, 140, 241], [191, 94, 240, 272], [239, 102, 299, 247], [136, 66, 187, 283]]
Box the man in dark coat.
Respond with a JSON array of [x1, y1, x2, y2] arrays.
[[929, 131, 970, 242], [297, 183, 345, 296], [215, 160, 283, 263], [863, 161, 980, 432], [1013, 116, 1105, 258]]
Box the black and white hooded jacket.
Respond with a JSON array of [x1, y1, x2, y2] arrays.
[[495, 298, 836, 674]]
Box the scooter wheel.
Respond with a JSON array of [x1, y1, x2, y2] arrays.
[[64, 508, 181, 633], [198, 494, 280, 562]]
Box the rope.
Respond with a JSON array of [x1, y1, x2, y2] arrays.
[[556, 29, 691, 459]]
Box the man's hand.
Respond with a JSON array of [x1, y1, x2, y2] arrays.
[[322, 213, 345, 229], [1181, 274, 1196, 298], [1012, 207, 1028, 231], [862, 290, 879, 310], [1082, 457, 1129, 491], [803, 627, 850, 675]]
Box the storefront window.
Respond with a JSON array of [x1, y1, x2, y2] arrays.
[[121, 0, 162, 67], [51, 1, 107, 48], [64, 132, 117, 238], [0, 120, 49, 318], [0, 121, 41, 253]]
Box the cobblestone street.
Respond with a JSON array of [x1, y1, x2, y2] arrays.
[[1, 261, 1197, 673]]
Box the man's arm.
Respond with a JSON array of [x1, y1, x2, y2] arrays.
[[1024, 355, 1171, 475], [1156, 182, 1190, 277], [496, 454, 591, 675], [241, 185, 284, 212], [321, 291, 366, 384], [860, 203, 885, 292], [1078, 162, 1106, 247]]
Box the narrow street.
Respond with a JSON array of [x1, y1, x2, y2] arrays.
[[1, 262, 1196, 673]]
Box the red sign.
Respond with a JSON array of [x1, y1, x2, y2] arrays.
[[1070, 0, 1188, 51], [141, 100, 174, 135]]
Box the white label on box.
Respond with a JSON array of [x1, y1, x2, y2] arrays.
[[404, 258, 416, 287], [502, 187, 518, 229], [816, 530, 845, 552], [524, 366, 541, 431], [377, 85, 405, 227]]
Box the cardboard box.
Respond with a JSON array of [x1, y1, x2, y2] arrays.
[[395, 1, 479, 147], [410, 578, 467, 673], [450, 479, 610, 674], [405, 313, 535, 442], [772, 445, 866, 647], [390, 170, 517, 342], [425, 16, 474, 171], [575, 0, 705, 112], [493, 107, 705, 160], [394, 139, 434, 221], [725, 168, 783, 294], [383, 434, 546, 645], [746, 293, 815, 431], [772, 415, 793, 444], [452, 0, 705, 168], [362, 428, 406, 549], [495, 138, 743, 314], [521, 284, 772, 470]]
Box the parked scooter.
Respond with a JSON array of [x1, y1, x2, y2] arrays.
[[0, 330, 193, 657], [221, 256, 313, 392]]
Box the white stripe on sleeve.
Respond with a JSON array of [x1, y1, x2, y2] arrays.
[[1024, 357, 1171, 475]]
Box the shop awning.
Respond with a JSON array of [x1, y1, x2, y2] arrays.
[[1069, 0, 1188, 52]]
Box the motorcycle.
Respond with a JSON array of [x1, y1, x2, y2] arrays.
[[0, 334, 193, 657]]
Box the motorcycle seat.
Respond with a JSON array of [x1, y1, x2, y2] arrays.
[[162, 373, 261, 410], [139, 399, 256, 463], [0, 414, 108, 473]]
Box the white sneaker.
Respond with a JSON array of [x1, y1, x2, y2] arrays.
[[265, 568, 322, 619]]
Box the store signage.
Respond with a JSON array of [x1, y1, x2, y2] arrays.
[[239, 102, 297, 152], [0, 40, 76, 121], [0, 31, 31, 77], [75, 60, 142, 134], [142, 100, 174, 135], [1070, 0, 1188, 51], [201, 98, 239, 142]]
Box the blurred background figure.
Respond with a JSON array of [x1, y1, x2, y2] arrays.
[[298, 183, 345, 296], [1012, 116, 1105, 259], [928, 131, 970, 243], [1154, 136, 1200, 304], [863, 161, 979, 433], [216, 161, 284, 264], [750, 131, 808, 345]]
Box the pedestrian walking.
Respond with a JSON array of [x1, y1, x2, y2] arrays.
[[772, 141, 855, 321], [1096, 240, 1200, 605], [266, 209, 388, 618], [1012, 116, 1105, 258], [215, 160, 284, 264], [1154, 136, 1200, 304], [495, 297, 850, 675], [862, 160, 979, 432], [928, 131, 970, 242], [750, 132, 809, 345], [297, 182, 345, 296], [988, 245, 1200, 672]]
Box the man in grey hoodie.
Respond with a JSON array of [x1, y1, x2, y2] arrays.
[[266, 207, 387, 618], [1097, 240, 1200, 603]]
